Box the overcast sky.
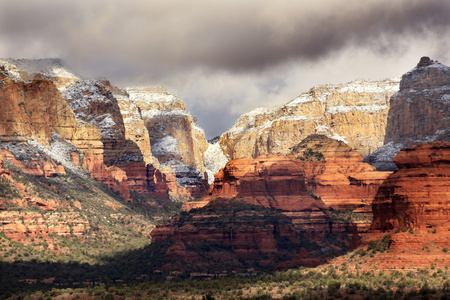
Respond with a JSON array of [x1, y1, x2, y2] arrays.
[[1, 0, 449, 139]]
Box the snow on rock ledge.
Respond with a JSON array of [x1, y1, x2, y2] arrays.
[[220, 77, 400, 160], [127, 87, 210, 197]]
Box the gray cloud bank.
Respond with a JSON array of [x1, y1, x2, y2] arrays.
[[1, 0, 449, 138]]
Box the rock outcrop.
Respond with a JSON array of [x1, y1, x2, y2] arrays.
[[220, 78, 399, 160], [0, 58, 79, 89], [127, 87, 210, 198], [151, 199, 320, 272], [0, 59, 174, 201], [102, 81, 159, 168], [371, 141, 450, 231], [0, 65, 78, 145], [207, 155, 327, 211], [367, 57, 450, 170], [151, 196, 354, 273], [291, 135, 392, 211], [152, 154, 363, 273], [188, 136, 390, 233]]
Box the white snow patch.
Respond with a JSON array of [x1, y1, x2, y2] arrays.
[[409, 128, 450, 144], [315, 124, 330, 133], [152, 136, 179, 156], [61, 80, 122, 139], [326, 105, 388, 114], [126, 87, 182, 106], [141, 108, 190, 120], [287, 93, 314, 106], [27, 133, 88, 177], [0, 59, 23, 81], [204, 142, 229, 184], [338, 78, 400, 94], [329, 131, 348, 143], [1, 58, 79, 80]]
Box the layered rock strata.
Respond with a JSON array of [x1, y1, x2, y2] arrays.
[[187, 136, 390, 233], [127, 87, 210, 198], [0, 59, 173, 201], [0, 58, 79, 89], [367, 57, 450, 170], [151, 199, 318, 272], [0, 66, 77, 144], [371, 141, 450, 231], [291, 135, 391, 211], [220, 78, 399, 160], [102, 81, 159, 168], [151, 197, 348, 273], [152, 154, 363, 272]]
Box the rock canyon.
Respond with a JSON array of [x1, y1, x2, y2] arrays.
[[0, 56, 449, 279]]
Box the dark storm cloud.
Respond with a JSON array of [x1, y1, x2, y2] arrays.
[[0, 0, 449, 138], [1, 0, 449, 73]]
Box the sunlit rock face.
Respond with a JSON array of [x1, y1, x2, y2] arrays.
[[367, 57, 450, 170], [371, 141, 450, 231], [127, 87, 210, 198], [0, 64, 78, 145], [219, 77, 400, 161], [285, 134, 392, 231], [151, 152, 373, 273], [0, 59, 176, 201]]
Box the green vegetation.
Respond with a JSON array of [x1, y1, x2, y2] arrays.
[[3, 263, 450, 299], [0, 175, 20, 199], [291, 147, 325, 162], [307, 189, 322, 201], [367, 235, 391, 253], [0, 157, 181, 266], [330, 208, 373, 223]]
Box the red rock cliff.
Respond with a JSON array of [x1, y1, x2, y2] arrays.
[[371, 141, 450, 231], [292, 135, 392, 211], [0, 68, 77, 144]]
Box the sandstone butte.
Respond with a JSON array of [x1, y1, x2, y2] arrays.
[[185, 135, 391, 233], [291, 135, 391, 213], [219, 77, 400, 161], [371, 141, 450, 232], [151, 199, 328, 272], [384, 57, 450, 148], [367, 57, 450, 170], [126, 87, 210, 198], [153, 154, 368, 272], [339, 141, 450, 271]]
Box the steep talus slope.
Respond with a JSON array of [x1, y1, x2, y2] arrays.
[[367, 57, 450, 170], [220, 78, 399, 160], [127, 87, 210, 198]]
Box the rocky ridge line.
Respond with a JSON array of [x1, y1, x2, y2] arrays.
[[366, 57, 450, 170], [220, 77, 400, 161]]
